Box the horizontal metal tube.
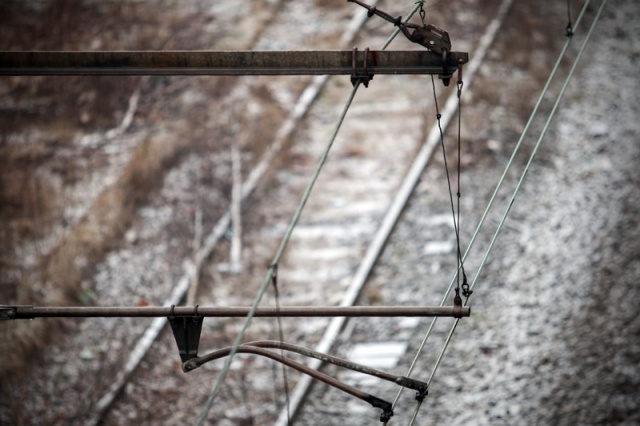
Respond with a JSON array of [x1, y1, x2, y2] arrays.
[[0, 50, 467, 76], [2, 305, 470, 319]]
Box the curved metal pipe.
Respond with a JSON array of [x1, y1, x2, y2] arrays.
[[184, 344, 393, 421], [242, 340, 428, 394]]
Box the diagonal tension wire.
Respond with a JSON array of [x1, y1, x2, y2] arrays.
[[390, 0, 517, 411], [407, 1, 606, 423], [197, 81, 363, 425], [271, 4, 428, 425], [429, 75, 467, 300], [391, 0, 590, 414], [380, 3, 423, 50], [466, 0, 607, 306]]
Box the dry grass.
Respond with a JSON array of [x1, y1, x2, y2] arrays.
[[0, 0, 292, 384], [0, 132, 189, 380]]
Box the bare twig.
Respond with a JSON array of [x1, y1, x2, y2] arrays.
[[80, 83, 142, 148], [186, 198, 203, 306], [229, 144, 243, 274]]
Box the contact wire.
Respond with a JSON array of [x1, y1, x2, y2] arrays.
[[197, 81, 362, 425], [408, 1, 607, 424], [392, 0, 591, 412]]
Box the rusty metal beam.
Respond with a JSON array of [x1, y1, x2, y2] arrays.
[[0, 304, 470, 319], [0, 50, 467, 76]]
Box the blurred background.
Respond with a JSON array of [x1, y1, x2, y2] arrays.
[[1, 1, 638, 425]]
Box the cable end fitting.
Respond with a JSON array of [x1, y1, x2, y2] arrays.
[[566, 23, 574, 37]]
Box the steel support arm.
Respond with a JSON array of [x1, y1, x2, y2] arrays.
[[0, 50, 467, 76], [0, 305, 470, 319]]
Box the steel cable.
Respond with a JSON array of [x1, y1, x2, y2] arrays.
[[197, 81, 361, 425], [272, 3, 430, 425], [399, 0, 592, 389], [405, 1, 607, 424], [197, 0, 516, 422], [388, 0, 518, 412]]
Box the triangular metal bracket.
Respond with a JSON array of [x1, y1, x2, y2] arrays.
[[167, 315, 204, 363]]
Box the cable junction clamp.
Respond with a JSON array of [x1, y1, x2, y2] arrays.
[[351, 47, 374, 87]]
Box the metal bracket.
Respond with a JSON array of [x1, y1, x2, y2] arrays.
[[351, 47, 374, 88], [167, 305, 204, 363], [396, 376, 429, 395], [0, 305, 34, 321], [0, 306, 17, 320], [363, 394, 394, 422]]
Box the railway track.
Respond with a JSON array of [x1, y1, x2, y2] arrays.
[[87, 1, 506, 424], [4, 1, 631, 425], [292, 1, 635, 425], [2, 0, 500, 424]]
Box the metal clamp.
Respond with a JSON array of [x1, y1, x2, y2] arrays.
[[167, 306, 204, 363], [351, 47, 374, 88], [0, 305, 17, 320], [438, 49, 453, 86]]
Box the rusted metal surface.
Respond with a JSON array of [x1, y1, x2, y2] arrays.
[[0, 305, 470, 319], [0, 50, 467, 76], [348, 0, 452, 54]]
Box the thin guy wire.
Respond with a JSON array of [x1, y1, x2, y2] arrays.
[[197, 81, 362, 425], [409, 2, 607, 423], [404, 66, 465, 426], [457, 84, 462, 291], [280, 2, 422, 422], [391, 0, 591, 412], [247, 3, 423, 424], [456, 71, 465, 294], [430, 75, 464, 295], [271, 266, 291, 424]]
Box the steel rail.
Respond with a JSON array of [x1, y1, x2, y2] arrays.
[[274, 4, 463, 424], [88, 6, 379, 423], [0, 305, 469, 320], [0, 50, 467, 76]]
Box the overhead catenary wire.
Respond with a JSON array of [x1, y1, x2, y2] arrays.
[[403, 0, 592, 368], [387, 0, 516, 414], [466, 0, 608, 301], [79, 5, 377, 424], [199, 4, 394, 422], [396, 0, 592, 394], [196, 67, 363, 426], [273, 2, 431, 424], [405, 1, 607, 424], [428, 73, 467, 301]]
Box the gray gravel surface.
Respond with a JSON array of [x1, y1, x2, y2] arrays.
[[1, 1, 638, 425], [297, 1, 640, 424]]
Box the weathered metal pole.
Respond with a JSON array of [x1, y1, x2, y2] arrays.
[[0, 305, 470, 319], [0, 50, 467, 76]]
